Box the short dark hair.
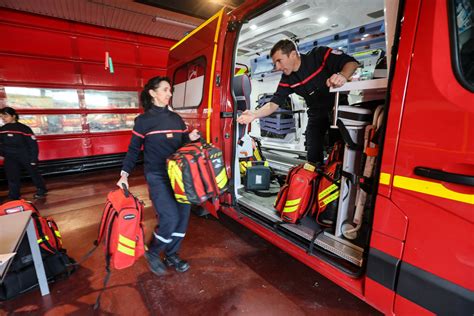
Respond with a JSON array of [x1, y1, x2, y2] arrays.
[[140, 76, 172, 111], [0, 107, 19, 120], [270, 39, 297, 57]]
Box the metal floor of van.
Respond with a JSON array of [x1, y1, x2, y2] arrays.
[[0, 167, 380, 315]]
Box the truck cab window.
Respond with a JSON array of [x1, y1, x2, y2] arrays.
[[172, 56, 206, 109], [451, 0, 474, 89]]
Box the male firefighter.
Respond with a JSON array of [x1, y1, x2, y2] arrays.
[[237, 39, 358, 163]]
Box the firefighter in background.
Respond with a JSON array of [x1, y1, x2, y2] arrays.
[[0, 107, 48, 200], [237, 39, 359, 164], [117, 76, 200, 275]]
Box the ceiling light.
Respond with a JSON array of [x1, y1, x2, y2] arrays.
[[283, 10, 292, 17], [250, 24, 257, 30], [208, 0, 237, 9], [317, 16, 328, 24]]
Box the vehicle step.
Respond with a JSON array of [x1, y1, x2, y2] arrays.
[[314, 232, 364, 267]]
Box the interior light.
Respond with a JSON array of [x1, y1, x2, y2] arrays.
[[250, 24, 257, 30], [363, 33, 370, 38], [317, 16, 328, 24], [283, 10, 292, 17]]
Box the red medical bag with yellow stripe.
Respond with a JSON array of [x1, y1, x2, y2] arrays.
[[96, 187, 145, 270], [314, 142, 344, 227], [274, 163, 319, 223], [167, 140, 228, 205], [0, 199, 63, 253]]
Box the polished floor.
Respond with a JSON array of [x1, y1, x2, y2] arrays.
[[0, 167, 381, 315]]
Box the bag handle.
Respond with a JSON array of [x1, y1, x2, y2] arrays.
[[121, 183, 130, 198]]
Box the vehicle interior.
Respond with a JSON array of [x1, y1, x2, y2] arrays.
[[232, 0, 397, 276]]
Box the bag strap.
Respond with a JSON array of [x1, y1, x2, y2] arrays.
[[307, 228, 323, 255], [94, 210, 118, 310], [336, 119, 363, 151], [69, 202, 116, 267], [97, 202, 115, 244]]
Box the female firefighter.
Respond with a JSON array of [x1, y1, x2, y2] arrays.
[[117, 76, 200, 275], [0, 107, 48, 200]]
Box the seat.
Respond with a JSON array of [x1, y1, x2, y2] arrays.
[[233, 73, 252, 140]]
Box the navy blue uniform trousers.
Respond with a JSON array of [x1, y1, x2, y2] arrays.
[[146, 170, 191, 257], [305, 117, 330, 164], [4, 155, 46, 199]]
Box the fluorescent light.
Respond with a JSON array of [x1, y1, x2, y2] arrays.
[[283, 10, 292, 17], [317, 16, 328, 24], [250, 24, 257, 30]]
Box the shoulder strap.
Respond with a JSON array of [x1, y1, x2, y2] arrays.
[[96, 202, 115, 244]]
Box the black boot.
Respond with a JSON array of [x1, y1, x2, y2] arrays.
[[144, 252, 167, 276], [163, 253, 190, 273], [34, 189, 48, 199]]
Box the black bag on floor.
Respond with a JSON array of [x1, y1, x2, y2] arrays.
[[0, 247, 76, 301], [0, 199, 76, 301]]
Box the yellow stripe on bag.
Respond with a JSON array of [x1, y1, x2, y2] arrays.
[[216, 169, 228, 188], [240, 161, 247, 174], [176, 198, 191, 204], [37, 236, 49, 243], [174, 193, 189, 203], [318, 183, 338, 199], [254, 149, 262, 161], [320, 191, 340, 207], [170, 162, 185, 192], [117, 243, 135, 257], [285, 198, 301, 207], [168, 161, 177, 190], [119, 234, 136, 248], [283, 204, 299, 213]]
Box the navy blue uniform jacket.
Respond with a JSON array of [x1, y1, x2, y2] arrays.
[[0, 122, 39, 163], [122, 106, 189, 174], [271, 46, 357, 119]]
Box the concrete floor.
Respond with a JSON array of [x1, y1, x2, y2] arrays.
[[0, 167, 381, 315]]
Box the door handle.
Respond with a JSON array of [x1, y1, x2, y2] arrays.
[[414, 167, 474, 187]]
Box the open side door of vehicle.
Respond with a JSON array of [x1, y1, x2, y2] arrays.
[[166, 9, 229, 218]]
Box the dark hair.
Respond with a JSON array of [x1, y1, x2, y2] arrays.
[[0, 107, 19, 121], [140, 76, 172, 111], [270, 39, 297, 57]]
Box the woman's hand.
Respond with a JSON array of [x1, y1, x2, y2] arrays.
[[189, 129, 200, 141], [117, 175, 129, 189]]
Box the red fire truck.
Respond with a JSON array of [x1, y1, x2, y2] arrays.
[[166, 0, 473, 314]]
